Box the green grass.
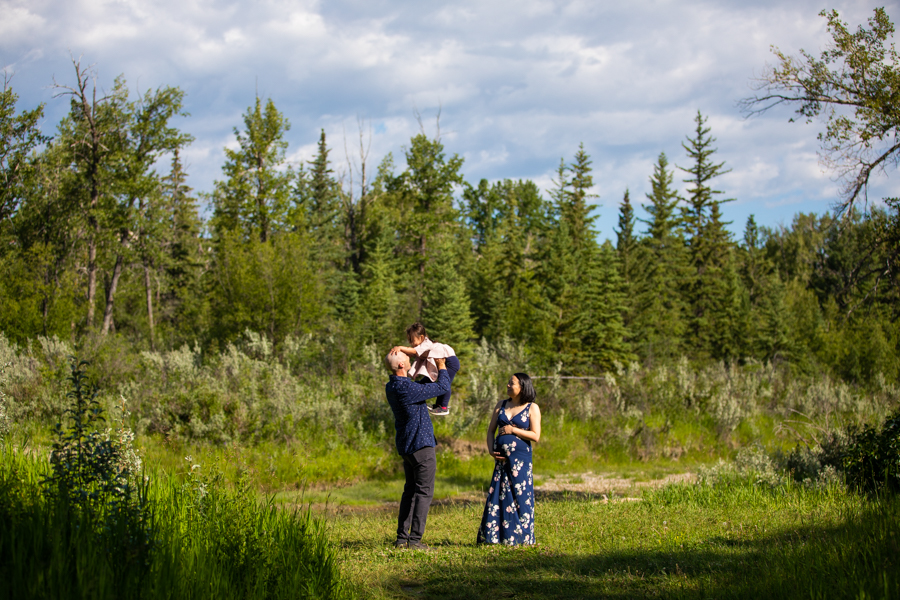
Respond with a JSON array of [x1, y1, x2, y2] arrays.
[[324, 482, 899, 599], [0, 445, 351, 600]]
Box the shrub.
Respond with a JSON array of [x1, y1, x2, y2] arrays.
[[843, 409, 900, 494]]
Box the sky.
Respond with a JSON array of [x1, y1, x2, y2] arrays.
[[2, 0, 899, 242]]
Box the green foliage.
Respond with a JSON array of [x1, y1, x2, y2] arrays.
[[0, 79, 47, 236], [211, 97, 294, 243], [422, 236, 475, 353], [0, 358, 349, 600], [632, 152, 689, 361], [209, 231, 323, 343], [743, 7, 900, 209], [0, 447, 349, 600], [843, 409, 900, 495]]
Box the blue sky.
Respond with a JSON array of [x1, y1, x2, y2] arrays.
[[3, 0, 899, 241]]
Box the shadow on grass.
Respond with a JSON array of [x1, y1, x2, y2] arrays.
[[407, 501, 900, 600]]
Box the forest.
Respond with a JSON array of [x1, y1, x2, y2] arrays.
[[0, 60, 898, 385]]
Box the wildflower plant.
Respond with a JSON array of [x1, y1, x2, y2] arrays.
[[44, 358, 152, 582]]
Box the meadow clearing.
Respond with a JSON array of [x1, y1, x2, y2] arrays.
[[1, 337, 898, 599]]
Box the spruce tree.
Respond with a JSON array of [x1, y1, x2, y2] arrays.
[[573, 241, 634, 370], [633, 153, 689, 361], [393, 134, 464, 313], [692, 202, 741, 359], [561, 143, 598, 252], [615, 189, 641, 329], [678, 112, 739, 359], [679, 111, 731, 242], [422, 237, 475, 354], [356, 231, 402, 346], [211, 97, 293, 243]]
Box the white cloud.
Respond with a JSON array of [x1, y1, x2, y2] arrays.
[[0, 4, 45, 49], [3, 0, 897, 239]]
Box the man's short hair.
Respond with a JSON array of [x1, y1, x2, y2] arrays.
[[385, 351, 409, 372]]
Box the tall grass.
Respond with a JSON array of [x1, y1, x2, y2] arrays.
[[0, 357, 350, 600], [0, 444, 349, 600]]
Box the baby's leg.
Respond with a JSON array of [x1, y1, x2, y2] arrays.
[[434, 356, 460, 409]]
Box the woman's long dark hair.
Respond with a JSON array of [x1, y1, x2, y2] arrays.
[[513, 372, 536, 404]]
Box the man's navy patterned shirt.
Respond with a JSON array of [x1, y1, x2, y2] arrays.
[[385, 370, 450, 455]]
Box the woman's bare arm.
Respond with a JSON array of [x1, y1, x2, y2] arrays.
[[486, 400, 506, 460]]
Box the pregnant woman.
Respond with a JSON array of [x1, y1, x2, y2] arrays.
[[476, 372, 542, 546]]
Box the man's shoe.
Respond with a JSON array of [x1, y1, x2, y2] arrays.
[[393, 540, 408, 549], [407, 540, 434, 551], [428, 405, 450, 416]]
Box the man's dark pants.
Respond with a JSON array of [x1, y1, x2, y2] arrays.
[[397, 445, 436, 543]]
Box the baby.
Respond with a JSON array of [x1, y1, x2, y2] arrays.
[[391, 322, 459, 416]]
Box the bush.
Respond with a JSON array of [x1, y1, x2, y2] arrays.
[[843, 409, 900, 494]]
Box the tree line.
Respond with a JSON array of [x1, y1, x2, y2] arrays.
[[1, 8, 898, 383]]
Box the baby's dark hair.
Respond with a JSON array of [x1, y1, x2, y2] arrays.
[[406, 322, 427, 342]]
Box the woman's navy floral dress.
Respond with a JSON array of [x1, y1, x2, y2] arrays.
[[477, 400, 535, 546]]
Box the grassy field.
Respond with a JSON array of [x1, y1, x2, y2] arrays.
[[323, 482, 899, 599]]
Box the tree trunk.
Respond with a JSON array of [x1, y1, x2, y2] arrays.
[[86, 236, 98, 328], [143, 261, 156, 350], [101, 253, 124, 336]]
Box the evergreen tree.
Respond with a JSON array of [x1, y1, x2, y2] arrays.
[[615, 189, 641, 330], [392, 133, 464, 312], [679, 111, 731, 242], [678, 113, 739, 359], [355, 231, 401, 347], [616, 189, 637, 276], [633, 153, 689, 361], [692, 202, 741, 359], [573, 240, 634, 370], [422, 237, 475, 353], [158, 148, 206, 344], [560, 143, 598, 252], [211, 97, 293, 243]]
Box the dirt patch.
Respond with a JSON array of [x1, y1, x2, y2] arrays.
[[536, 472, 695, 497], [435, 437, 482, 460]]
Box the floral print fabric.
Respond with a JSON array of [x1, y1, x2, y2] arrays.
[[477, 401, 535, 546]]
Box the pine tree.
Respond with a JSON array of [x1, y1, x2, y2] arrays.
[[632, 153, 689, 361], [422, 237, 475, 354], [393, 134, 464, 313], [573, 241, 634, 370], [678, 112, 739, 359], [615, 189, 641, 330], [211, 97, 293, 243]]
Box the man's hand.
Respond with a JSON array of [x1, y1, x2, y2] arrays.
[[435, 357, 447, 369]]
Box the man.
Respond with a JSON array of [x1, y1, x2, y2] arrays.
[[384, 349, 449, 550]]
